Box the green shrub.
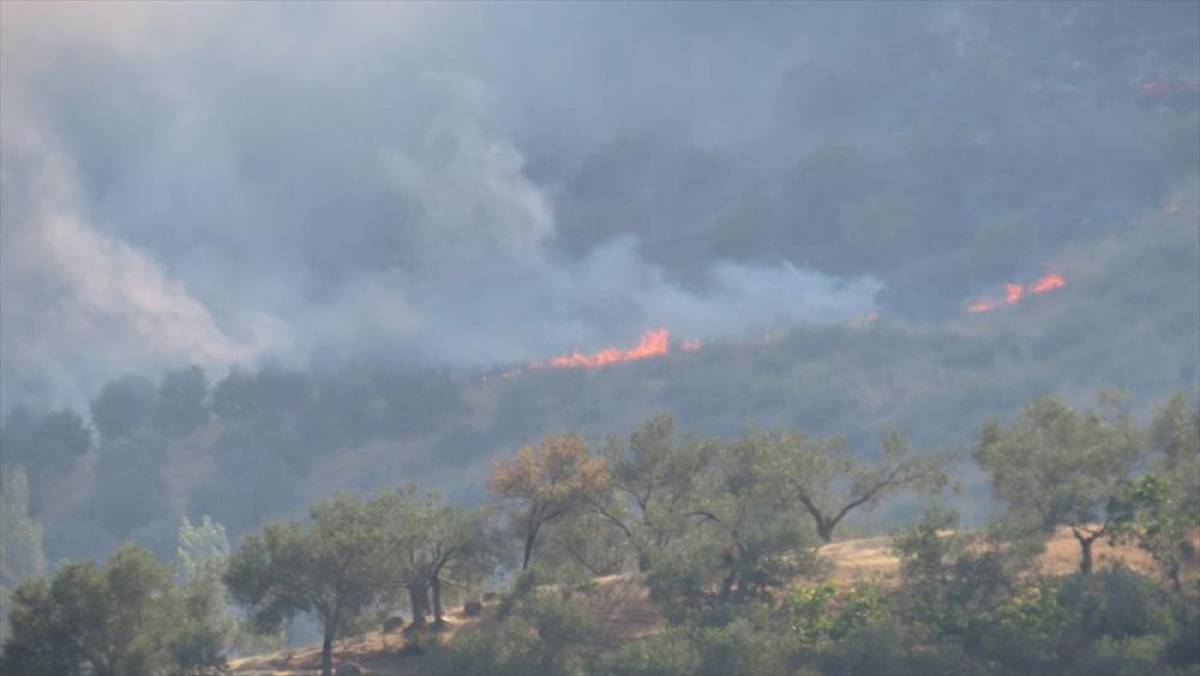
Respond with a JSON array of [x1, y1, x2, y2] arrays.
[[644, 536, 716, 623], [421, 620, 548, 676], [783, 582, 892, 646], [694, 619, 788, 676], [522, 593, 596, 659], [1068, 635, 1171, 676], [596, 627, 701, 676], [815, 619, 910, 676], [974, 580, 1070, 673], [1057, 567, 1172, 641]]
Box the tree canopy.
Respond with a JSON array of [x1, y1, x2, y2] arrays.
[[975, 394, 1146, 573], [488, 434, 610, 570], [224, 492, 405, 676]]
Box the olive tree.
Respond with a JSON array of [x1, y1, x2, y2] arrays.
[[488, 434, 610, 570], [1112, 394, 1199, 591], [595, 415, 719, 571], [749, 428, 951, 542], [974, 395, 1144, 574], [398, 492, 504, 628], [224, 491, 404, 676]]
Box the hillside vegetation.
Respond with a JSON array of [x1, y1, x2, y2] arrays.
[[4, 393, 1197, 676], [227, 527, 1199, 675]]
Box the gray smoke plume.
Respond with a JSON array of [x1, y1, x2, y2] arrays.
[[0, 3, 883, 409]]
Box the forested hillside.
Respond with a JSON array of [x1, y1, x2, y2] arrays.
[[2, 182, 1196, 566]]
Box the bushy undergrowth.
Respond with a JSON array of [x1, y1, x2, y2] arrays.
[[422, 580, 599, 676]]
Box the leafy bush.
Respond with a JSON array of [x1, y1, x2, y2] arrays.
[[521, 593, 596, 661], [455, 571, 597, 676], [815, 618, 910, 676], [783, 582, 891, 646], [596, 627, 701, 676], [1057, 566, 1172, 642], [975, 581, 1070, 673], [1068, 635, 1172, 676], [421, 620, 548, 676], [693, 619, 788, 676]]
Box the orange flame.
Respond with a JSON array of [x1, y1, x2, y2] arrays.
[[967, 298, 1000, 314], [535, 328, 670, 369], [1005, 283, 1024, 305], [966, 272, 1066, 315], [1030, 272, 1065, 294], [681, 338, 702, 352]]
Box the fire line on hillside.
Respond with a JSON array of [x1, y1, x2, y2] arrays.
[[967, 272, 1066, 314], [480, 271, 1068, 383], [532, 328, 672, 369]]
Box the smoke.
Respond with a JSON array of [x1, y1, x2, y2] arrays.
[[0, 72, 285, 410], [0, 3, 881, 409]]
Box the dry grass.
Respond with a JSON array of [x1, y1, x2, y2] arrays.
[[819, 526, 1200, 585], [228, 615, 467, 676], [584, 573, 664, 647]]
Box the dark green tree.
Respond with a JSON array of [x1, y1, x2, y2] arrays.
[[89, 376, 156, 444], [0, 408, 91, 515], [0, 544, 202, 676], [210, 367, 260, 420], [154, 366, 210, 436]]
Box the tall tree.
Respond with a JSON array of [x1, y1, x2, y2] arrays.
[[596, 415, 719, 571], [699, 430, 823, 602], [398, 493, 503, 627], [742, 428, 950, 542], [1112, 394, 1200, 591], [176, 515, 230, 582], [224, 492, 403, 676], [489, 434, 610, 570], [0, 466, 45, 589], [169, 516, 237, 671], [0, 465, 45, 642], [975, 395, 1144, 574]]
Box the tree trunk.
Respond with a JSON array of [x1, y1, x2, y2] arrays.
[[320, 628, 335, 676], [409, 582, 430, 628], [817, 522, 834, 543], [719, 568, 738, 603], [1078, 536, 1094, 575], [522, 522, 541, 570], [637, 551, 652, 573], [1169, 560, 1182, 593], [431, 574, 445, 627]]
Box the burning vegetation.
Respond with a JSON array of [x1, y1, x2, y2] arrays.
[[967, 272, 1067, 314]]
